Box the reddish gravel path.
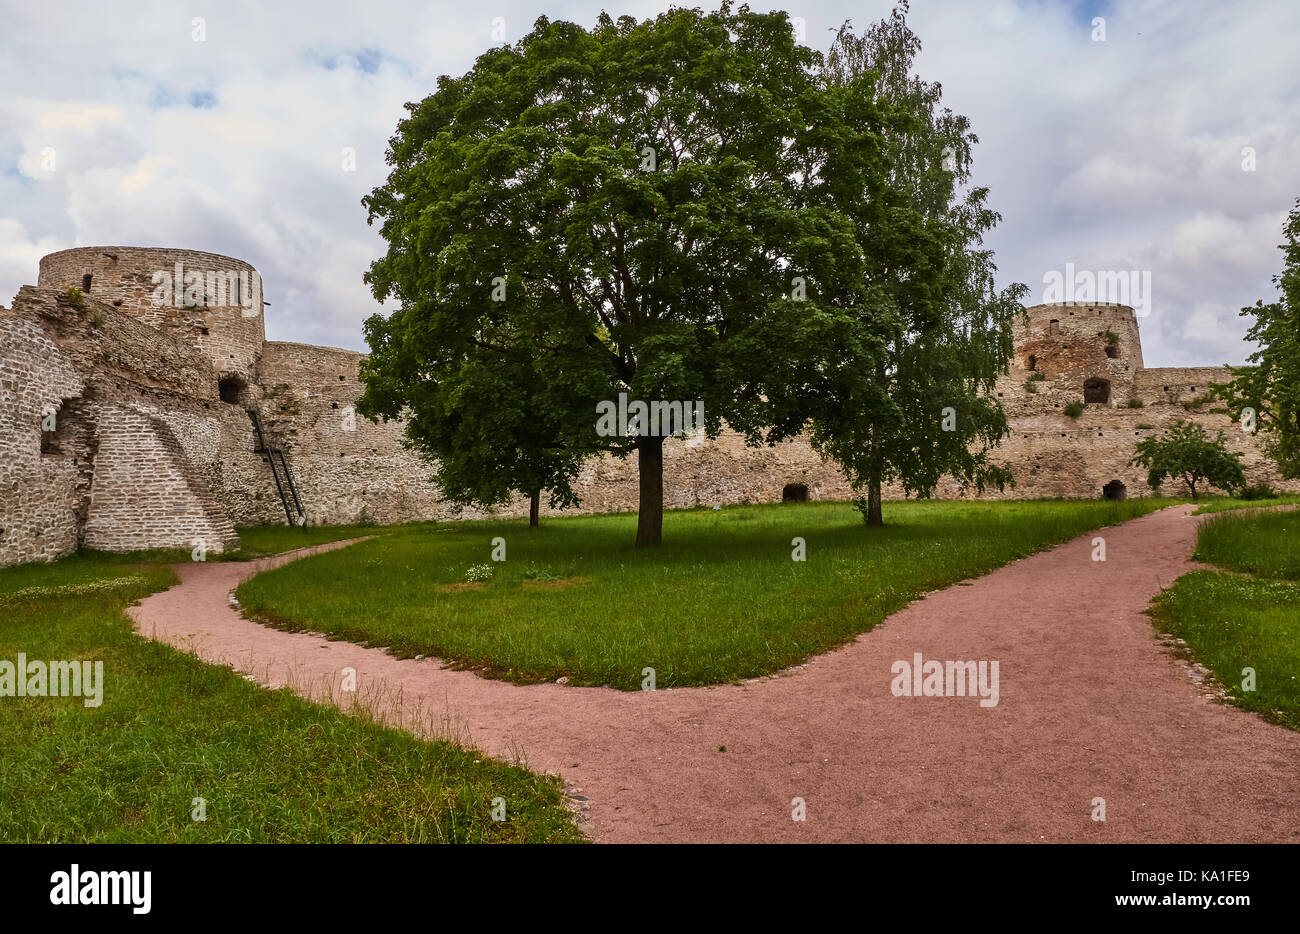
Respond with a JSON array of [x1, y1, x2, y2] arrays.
[[128, 505, 1300, 843]]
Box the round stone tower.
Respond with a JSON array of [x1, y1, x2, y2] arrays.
[[37, 246, 266, 383], [1013, 302, 1143, 406]]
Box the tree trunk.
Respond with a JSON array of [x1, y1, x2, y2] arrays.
[[866, 473, 884, 526], [529, 489, 540, 527], [636, 436, 665, 547]]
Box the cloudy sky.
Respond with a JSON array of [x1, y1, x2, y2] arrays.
[[1, 0, 1296, 365]]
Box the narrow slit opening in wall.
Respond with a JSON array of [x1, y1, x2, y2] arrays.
[[40, 397, 80, 456], [81, 273, 92, 292]]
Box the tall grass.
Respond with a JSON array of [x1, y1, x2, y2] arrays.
[[1195, 509, 1300, 579]]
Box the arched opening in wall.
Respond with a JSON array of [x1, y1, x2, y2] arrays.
[[81, 273, 93, 292], [1048, 319, 1060, 336], [1083, 377, 1111, 404], [1027, 354, 1037, 371], [782, 483, 809, 503], [218, 375, 247, 406], [1102, 480, 1127, 501]]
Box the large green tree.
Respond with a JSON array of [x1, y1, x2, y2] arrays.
[[359, 4, 892, 544], [1212, 197, 1300, 478], [801, 4, 1027, 525]]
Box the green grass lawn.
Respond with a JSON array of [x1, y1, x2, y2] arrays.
[[237, 498, 1174, 690], [1192, 493, 1300, 515], [0, 547, 583, 843], [1151, 507, 1300, 731]]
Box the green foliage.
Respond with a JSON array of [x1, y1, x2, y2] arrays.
[[1126, 397, 1144, 408], [1237, 483, 1278, 501], [1129, 420, 1245, 500], [237, 499, 1171, 690], [358, 5, 891, 544], [1027, 371, 1046, 382], [1212, 197, 1300, 478], [1104, 329, 1120, 347], [464, 564, 494, 583], [810, 6, 1027, 524], [1063, 401, 1084, 418], [359, 3, 1024, 539], [1023, 379, 1039, 393], [65, 286, 86, 311]]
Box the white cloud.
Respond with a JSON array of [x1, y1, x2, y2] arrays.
[[1, 0, 1297, 367]]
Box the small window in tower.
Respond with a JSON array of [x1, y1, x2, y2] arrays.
[[218, 375, 246, 405], [81, 274, 92, 291], [1028, 354, 1037, 371], [1049, 319, 1060, 335], [1083, 377, 1111, 404]]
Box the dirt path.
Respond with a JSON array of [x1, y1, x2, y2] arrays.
[[128, 505, 1300, 843]]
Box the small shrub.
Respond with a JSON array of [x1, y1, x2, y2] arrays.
[[1136, 423, 1155, 430], [88, 309, 107, 329], [1063, 401, 1085, 418], [1182, 394, 1211, 411], [1237, 483, 1278, 501], [65, 286, 86, 310], [1027, 372, 1046, 382], [522, 564, 561, 582], [1104, 330, 1120, 359], [1023, 379, 1039, 394], [1125, 397, 1144, 408], [464, 564, 494, 583]]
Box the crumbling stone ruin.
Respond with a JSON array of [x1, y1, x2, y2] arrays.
[[2, 246, 1295, 566]]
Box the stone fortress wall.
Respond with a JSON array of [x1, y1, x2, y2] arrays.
[[2, 247, 1296, 567]]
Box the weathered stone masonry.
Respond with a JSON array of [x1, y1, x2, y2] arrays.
[[2, 245, 1296, 567]]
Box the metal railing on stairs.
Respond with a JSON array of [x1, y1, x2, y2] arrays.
[[246, 409, 306, 527]]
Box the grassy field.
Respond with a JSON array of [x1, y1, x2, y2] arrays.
[[237, 498, 1174, 690], [1193, 494, 1300, 515], [0, 544, 583, 843], [1151, 507, 1300, 731]]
